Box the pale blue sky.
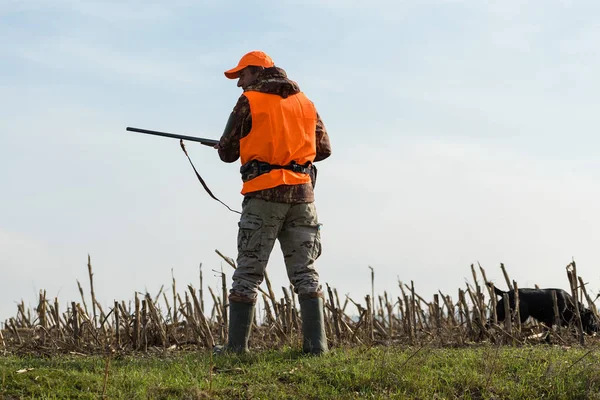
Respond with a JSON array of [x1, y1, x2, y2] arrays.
[[2, 0, 599, 322]]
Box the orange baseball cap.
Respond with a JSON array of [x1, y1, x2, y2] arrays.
[[224, 51, 274, 79]]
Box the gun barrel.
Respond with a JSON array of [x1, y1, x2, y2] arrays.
[[126, 127, 218, 147]]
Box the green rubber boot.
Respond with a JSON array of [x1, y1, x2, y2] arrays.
[[226, 300, 254, 353], [299, 296, 329, 355]]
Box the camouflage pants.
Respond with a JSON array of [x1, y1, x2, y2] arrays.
[[231, 197, 323, 302]]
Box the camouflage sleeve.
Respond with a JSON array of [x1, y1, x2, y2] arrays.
[[314, 112, 331, 162], [217, 95, 252, 163]]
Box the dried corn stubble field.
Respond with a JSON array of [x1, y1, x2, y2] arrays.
[[1, 253, 599, 356]]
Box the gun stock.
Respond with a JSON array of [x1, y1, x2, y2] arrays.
[[126, 127, 218, 147]]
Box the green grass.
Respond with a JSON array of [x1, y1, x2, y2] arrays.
[[1, 345, 600, 399]]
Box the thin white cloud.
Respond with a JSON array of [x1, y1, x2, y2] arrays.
[[0, 0, 226, 22], [16, 36, 208, 86]]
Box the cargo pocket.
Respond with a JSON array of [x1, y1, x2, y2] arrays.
[[237, 214, 263, 252], [312, 223, 322, 260]]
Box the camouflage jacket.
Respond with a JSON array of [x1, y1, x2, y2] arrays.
[[217, 67, 332, 203]]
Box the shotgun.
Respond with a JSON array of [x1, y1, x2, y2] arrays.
[[126, 127, 218, 147]]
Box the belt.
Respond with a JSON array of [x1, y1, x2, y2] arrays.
[[240, 160, 312, 182]]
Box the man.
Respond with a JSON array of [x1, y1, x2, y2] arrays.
[[216, 50, 332, 355]]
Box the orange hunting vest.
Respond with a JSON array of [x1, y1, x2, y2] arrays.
[[240, 91, 317, 194]]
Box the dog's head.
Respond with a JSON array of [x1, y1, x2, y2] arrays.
[[581, 309, 600, 334]]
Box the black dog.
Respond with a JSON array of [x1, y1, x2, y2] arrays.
[[488, 284, 599, 335]]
